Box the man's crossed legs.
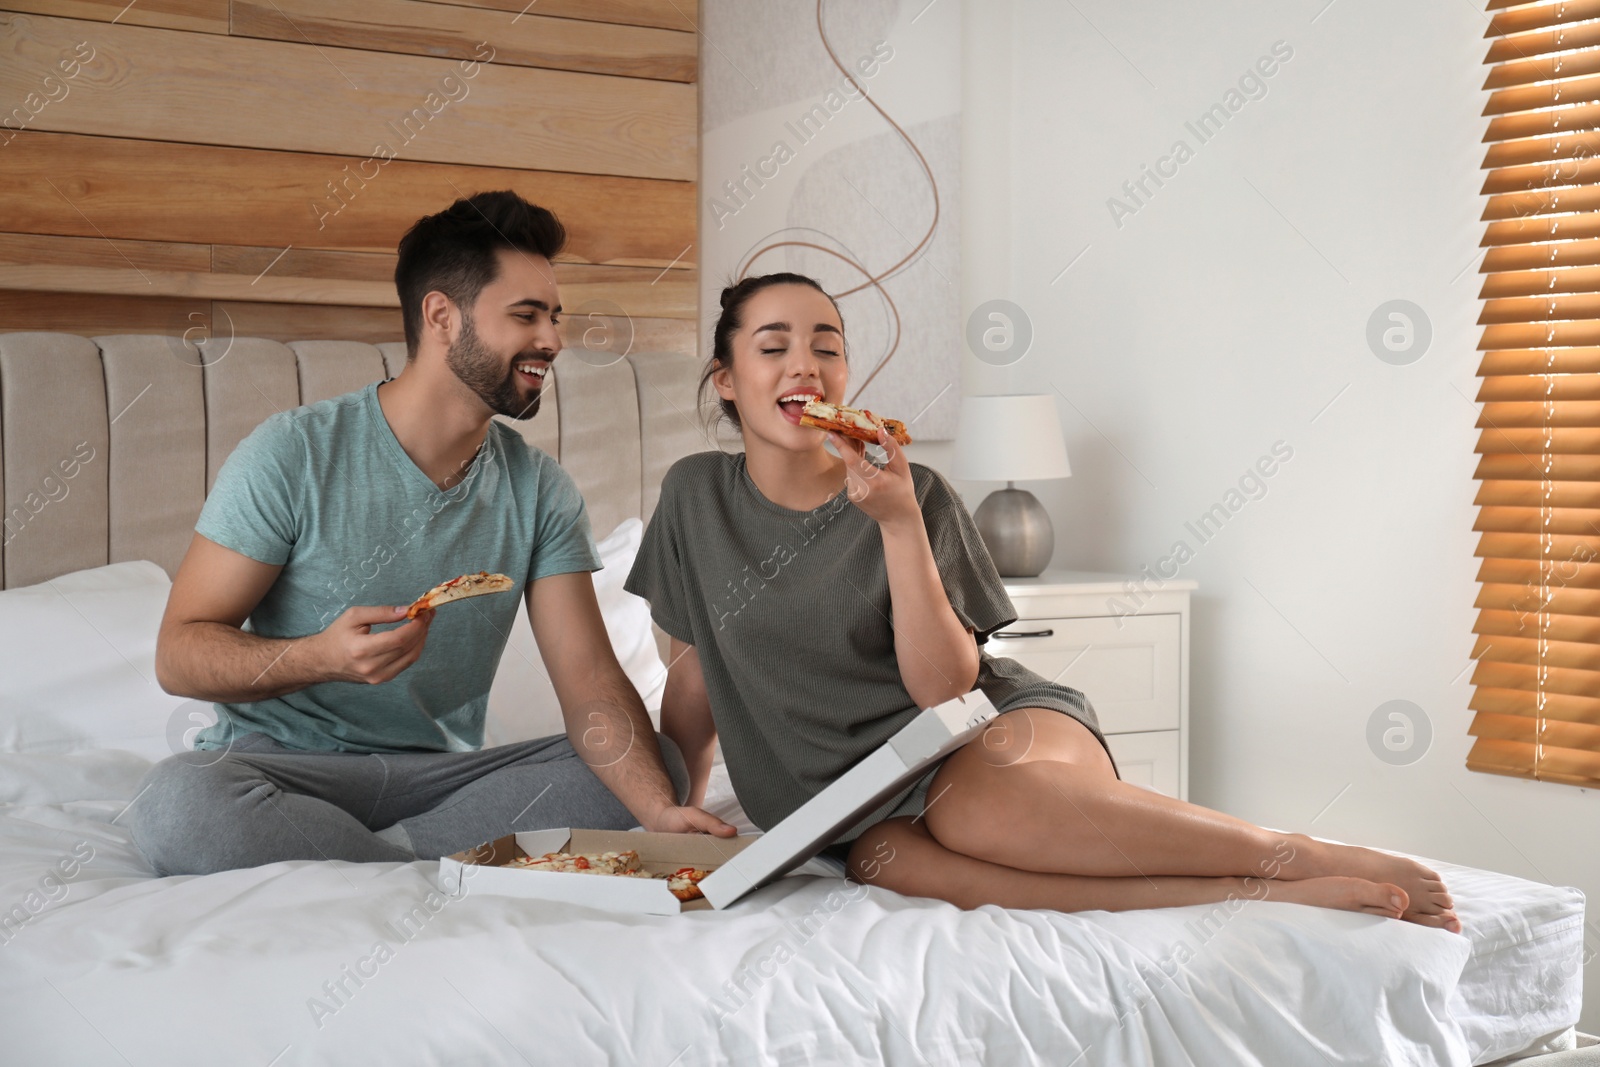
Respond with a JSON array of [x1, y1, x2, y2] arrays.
[[130, 732, 690, 876]]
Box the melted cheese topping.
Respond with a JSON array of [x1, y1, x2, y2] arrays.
[[800, 399, 880, 433]]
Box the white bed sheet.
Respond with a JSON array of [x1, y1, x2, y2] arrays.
[[0, 752, 1581, 1067]]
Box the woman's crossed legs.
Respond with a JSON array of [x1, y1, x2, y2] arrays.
[[845, 707, 1459, 932]]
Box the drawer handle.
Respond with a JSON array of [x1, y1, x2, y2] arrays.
[[993, 628, 1054, 639]]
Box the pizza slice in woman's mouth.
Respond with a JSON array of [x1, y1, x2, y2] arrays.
[[798, 398, 913, 445], [777, 389, 824, 425]]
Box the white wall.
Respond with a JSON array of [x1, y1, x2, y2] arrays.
[[983, 0, 1600, 1034]]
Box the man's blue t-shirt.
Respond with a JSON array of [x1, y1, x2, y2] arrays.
[[193, 382, 600, 753]]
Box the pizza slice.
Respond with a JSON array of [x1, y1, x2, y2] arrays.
[[501, 850, 712, 901], [507, 849, 643, 875], [799, 399, 912, 445], [665, 866, 711, 902], [404, 571, 514, 620]]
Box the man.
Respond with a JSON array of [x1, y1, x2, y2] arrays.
[[130, 190, 735, 876]]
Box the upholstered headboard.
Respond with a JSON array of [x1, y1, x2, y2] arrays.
[[0, 332, 715, 590]]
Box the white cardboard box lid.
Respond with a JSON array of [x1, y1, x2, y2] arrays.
[[700, 690, 999, 909]]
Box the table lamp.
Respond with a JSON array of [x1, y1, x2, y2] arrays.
[[951, 394, 1072, 577]]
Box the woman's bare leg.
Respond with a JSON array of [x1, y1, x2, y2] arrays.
[[846, 817, 1408, 919], [919, 708, 1458, 932]]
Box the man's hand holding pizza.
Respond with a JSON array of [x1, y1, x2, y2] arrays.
[[156, 536, 452, 703], [306, 603, 435, 686]]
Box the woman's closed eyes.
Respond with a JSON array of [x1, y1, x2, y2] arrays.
[[759, 346, 840, 357]]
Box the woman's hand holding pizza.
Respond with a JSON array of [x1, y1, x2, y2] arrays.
[[307, 603, 434, 685], [829, 428, 920, 529]]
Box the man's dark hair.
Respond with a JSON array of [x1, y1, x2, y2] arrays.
[[394, 190, 567, 359]]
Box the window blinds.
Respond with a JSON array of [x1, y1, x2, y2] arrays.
[[1471, 0, 1600, 786]]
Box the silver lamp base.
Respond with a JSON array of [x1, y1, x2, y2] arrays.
[[972, 486, 1054, 578]]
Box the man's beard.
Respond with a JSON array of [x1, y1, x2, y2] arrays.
[[445, 313, 543, 421]]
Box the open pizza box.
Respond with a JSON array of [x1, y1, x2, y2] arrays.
[[437, 827, 758, 915], [437, 690, 1000, 915]]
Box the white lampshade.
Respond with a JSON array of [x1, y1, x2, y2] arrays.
[[951, 394, 1072, 483]]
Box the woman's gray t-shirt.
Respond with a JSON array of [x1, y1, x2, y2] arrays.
[[624, 451, 1112, 842]]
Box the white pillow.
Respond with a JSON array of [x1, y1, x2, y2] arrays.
[[483, 518, 669, 747], [0, 525, 668, 760], [0, 560, 193, 761]]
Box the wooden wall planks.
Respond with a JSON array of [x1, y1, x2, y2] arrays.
[[229, 0, 697, 82], [0, 0, 226, 33], [0, 231, 212, 272], [405, 0, 697, 33], [0, 290, 697, 358], [0, 265, 693, 318], [0, 133, 695, 265], [1, 13, 696, 180], [211, 246, 395, 283], [0, 263, 396, 306], [0, 291, 402, 341], [212, 300, 404, 343], [0, 4, 699, 354], [0, 289, 210, 335], [4, 0, 699, 35], [211, 247, 693, 293], [0, 232, 695, 317], [559, 313, 699, 361]]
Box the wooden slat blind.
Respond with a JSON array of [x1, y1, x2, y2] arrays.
[[1472, 0, 1600, 786]]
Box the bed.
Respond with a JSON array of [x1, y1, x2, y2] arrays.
[[0, 331, 1588, 1066]]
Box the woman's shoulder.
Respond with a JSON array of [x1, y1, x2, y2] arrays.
[[660, 450, 739, 499], [909, 461, 962, 509], [664, 449, 736, 479]]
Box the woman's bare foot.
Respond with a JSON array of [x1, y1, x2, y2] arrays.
[[1265, 875, 1409, 919], [1279, 834, 1462, 933]]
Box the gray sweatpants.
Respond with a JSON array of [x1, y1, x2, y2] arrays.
[[129, 731, 689, 876]]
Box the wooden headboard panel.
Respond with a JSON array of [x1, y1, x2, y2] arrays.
[[0, 4, 697, 358], [0, 332, 716, 590]]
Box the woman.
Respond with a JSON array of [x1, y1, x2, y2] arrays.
[[624, 273, 1459, 931]]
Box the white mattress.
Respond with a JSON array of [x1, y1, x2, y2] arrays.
[[0, 751, 1583, 1066], [1444, 858, 1587, 1063]]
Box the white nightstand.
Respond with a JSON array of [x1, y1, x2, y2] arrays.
[[990, 570, 1195, 800]]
